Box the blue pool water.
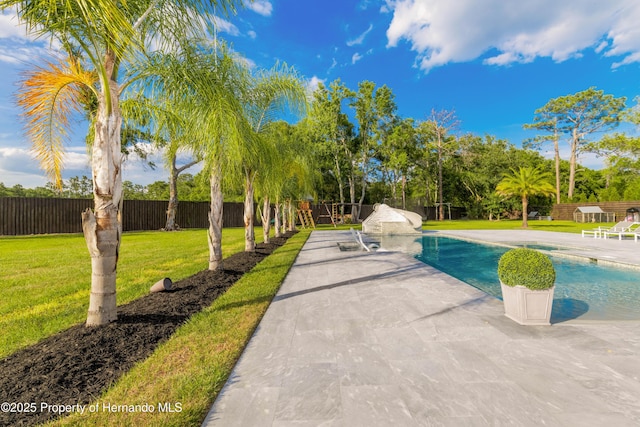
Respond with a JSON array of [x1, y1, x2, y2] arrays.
[[415, 234, 640, 321]]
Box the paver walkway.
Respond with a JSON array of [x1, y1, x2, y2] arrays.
[[203, 230, 640, 426]]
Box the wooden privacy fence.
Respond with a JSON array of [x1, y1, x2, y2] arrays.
[[1, 198, 92, 235], [1, 198, 389, 236], [0, 198, 248, 235], [120, 200, 250, 231]]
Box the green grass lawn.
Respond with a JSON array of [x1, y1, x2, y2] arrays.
[[48, 230, 310, 427], [315, 218, 612, 234], [0, 228, 254, 359]]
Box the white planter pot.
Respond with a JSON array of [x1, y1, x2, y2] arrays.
[[500, 281, 554, 325]]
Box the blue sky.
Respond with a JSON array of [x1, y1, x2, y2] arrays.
[[2, 0, 640, 187]]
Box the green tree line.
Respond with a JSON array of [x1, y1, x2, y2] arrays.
[[5, 84, 640, 220]]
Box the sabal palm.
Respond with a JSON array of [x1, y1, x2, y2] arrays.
[[5, 0, 242, 325], [496, 166, 556, 228]]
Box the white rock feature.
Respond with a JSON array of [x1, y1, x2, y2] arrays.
[[362, 203, 422, 235]]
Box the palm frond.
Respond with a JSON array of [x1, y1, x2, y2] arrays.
[[7, 0, 135, 60], [16, 58, 97, 187], [247, 62, 308, 133], [496, 166, 555, 198]]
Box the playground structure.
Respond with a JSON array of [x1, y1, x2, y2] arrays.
[[316, 202, 369, 227], [295, 201, 382, 228], [296, 201, 316, 229], [298, 202, 356, 228]]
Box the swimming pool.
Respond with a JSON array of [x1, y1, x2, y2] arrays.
[[415, 234, 640, 322]]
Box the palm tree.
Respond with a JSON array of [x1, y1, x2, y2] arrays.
[[496, 166, 556, 228], [165, 146, 200, 231], [256, 121, 316, 243], [7, 0, 242, 326], [133, 41, 251, 270], [194, 51, 252, 270], [121, 91, 201, 231], [239, 63, 308, 251]]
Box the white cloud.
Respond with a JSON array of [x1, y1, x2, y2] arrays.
[[384, 0, 640, 72], [347, 24, 374, 47], [352, 52, 363, 64], [595, 40, 609, 54], [539, 144, 605, 170], [327, 57, 338, 73], [0, 10, 29, 40], [0, 143, 192, 187], [121, 144, 201, 185], [232, 51, 256, 69], [612, 51, 640, 69], [359, 0, 374, 11], [0, 11, 63, 64], [0, 53, 19, 64], [0, 146, 88, 187], [0, 43, 55, 64], [247, 30, 257, 39], [63, 147, 91, 170], [0, 147, 31, 167], [306, 76, 325, 94], [244, 0, 273, 17], [213, 16, 240, 37]]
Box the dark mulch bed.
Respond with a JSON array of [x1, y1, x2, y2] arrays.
[[0, 233, 293, 427]]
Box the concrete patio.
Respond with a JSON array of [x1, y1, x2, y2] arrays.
[[203, 229, 640, 426]]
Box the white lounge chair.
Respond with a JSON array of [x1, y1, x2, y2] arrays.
[[604, 222, 640, 240], [582, 221, 633, 239], [350, 228, 380, 252]]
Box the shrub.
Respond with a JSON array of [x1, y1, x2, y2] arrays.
[[498, 248, 556, 290]]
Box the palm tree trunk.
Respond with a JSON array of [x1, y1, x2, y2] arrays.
[[165, 156, 178, 231], [165, 157, 198, 231], [522, 195, 529, 228], [274, 196, 282, 238], [261, 196, 271, 244], [83, 69, 122, 327], [208, 162, 224, 270], [281, 200, 288, 234], [244, 171, 256, 252], [286, 199, 295, 231]]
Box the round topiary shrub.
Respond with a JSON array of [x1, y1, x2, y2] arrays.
[[498, 248, 556, 290]]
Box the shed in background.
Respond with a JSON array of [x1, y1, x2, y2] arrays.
[[573, 206, 616, 223]]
